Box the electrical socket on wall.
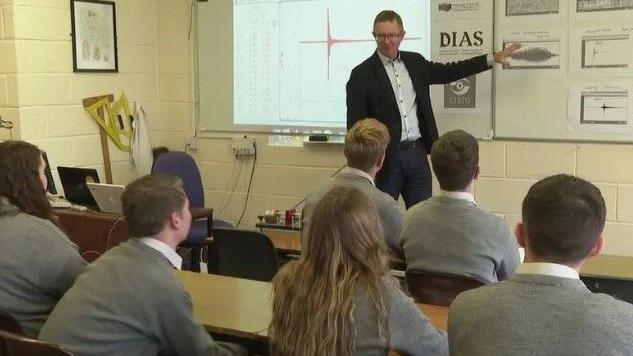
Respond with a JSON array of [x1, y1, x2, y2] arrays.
[[231, 136, 256, 156], [186, 136, 198, 150]]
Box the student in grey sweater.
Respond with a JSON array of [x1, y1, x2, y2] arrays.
[[302, 118, 404, 254], [401, 130, 519, 283], [271, 186, 447, 356], [449, 174, 633, 356], [0, 141, 86, 337], [39, 175, 243, 356]]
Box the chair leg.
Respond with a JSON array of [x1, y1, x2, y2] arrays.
[[190, 247, 201, 273]]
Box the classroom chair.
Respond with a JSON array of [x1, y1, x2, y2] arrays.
[[208, 228, 279, 282], [152, 151, 213, 272], [0, 312, 22, 335], [0, 329, 72, 356], [405, 270, 486, 307]]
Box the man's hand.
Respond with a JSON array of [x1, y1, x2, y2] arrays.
[[493, 43, 521, 65]]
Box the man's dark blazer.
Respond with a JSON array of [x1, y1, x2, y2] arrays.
[[346, 51, 490, 161]]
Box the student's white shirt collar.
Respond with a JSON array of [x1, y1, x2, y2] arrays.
[[439, 190, 476, 204], [515, 262, 580, 280], [377, 50, 401, 65], [139, 237, 182, 270], [340, 166, 375, 186]]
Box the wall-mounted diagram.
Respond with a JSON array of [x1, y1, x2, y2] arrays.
[[503, 39, 561, 69], [581, 34, 629, 68], [580, 90, 628, 124], [577, 0, 633, 12], [506, 0, 559, 16]]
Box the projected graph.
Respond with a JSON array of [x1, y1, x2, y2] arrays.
[[503, 40, 560, 69], [300, 9, 421, 80], [234, 0, 430, 127]]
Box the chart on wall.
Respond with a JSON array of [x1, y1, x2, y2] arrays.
[[495, 0, 633, 141]]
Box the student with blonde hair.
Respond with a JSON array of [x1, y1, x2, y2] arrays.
[[301, 118, 404, 253], [270, 186, 447, 356]]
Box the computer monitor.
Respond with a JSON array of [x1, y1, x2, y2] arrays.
[[57, 166, 100, 206], [41, 151, 57, 195]]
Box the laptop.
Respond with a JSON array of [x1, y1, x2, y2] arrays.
[[86, 182, 125, 214], [57, 166, 100, 207]]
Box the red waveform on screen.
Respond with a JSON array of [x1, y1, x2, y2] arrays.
[[300, 9, 421, 80]]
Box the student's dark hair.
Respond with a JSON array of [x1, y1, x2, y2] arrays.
[[0, 140, 54, 222], [373, 10, 403, 29], [122, 175, 187, 237], [522, 174, 606, 264], [152, 146, 169, 160], [430, 130, 479, 191]]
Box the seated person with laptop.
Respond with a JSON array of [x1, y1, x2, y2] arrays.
[[449, 174, 633, 355], [401, 130, 519, 283], [301, 118, 404, 253], [39, 175, 244, 356]]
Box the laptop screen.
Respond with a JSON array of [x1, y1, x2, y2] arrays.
[[57, 166, 100, 206], [41, 151, 56, 195]]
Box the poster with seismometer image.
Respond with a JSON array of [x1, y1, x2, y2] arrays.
[[502, 39, 561, 69]]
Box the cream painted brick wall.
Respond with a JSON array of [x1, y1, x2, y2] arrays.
[[2, 5, 15, 39], [507, 142, 576, 178], [15, 41, 71, 73], [0, 76, 7, 106], [617, 185, 633, 223], [475, 178, 535, 214], [0, 6, 4, 39], [603, 222, 633, 256], [479, 140, 505, 177], [0, 41, 17, 72], [12, 6, 68, 40], [577, 144, 633, 183]]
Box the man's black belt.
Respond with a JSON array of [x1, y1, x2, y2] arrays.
[[399, 138, 422, 149]]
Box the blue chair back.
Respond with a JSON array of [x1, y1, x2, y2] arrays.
[[151, 151, 204, 208]]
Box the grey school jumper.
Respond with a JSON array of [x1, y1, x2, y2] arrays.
[[449, 274, 633, 356], [401, 196, 519, 283], [302, 171, 404, 253], [0, 197, 86, 337], [39, 239, 242, 356], [355, 277, 448, 355]]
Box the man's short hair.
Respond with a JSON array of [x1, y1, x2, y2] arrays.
[[344, 118, 390, 172], [522, 174, 606, 264], [373, 10, 403, 29], [122, 175, 187, 237], [430, 130, 479, 191]]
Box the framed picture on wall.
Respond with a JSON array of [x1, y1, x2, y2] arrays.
[[70, 0, 118, 72]]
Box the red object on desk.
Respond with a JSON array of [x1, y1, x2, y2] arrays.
[[284, 209, 295, 226]]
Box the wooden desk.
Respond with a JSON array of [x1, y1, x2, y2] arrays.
[[582, 255, 633, 280], [177, 271, 448, 341], [261, 228, 408, 269], [54, 207, 212, 262], [177, 271, 271, 341]]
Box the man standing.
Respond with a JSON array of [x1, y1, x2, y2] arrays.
[[347, 10, 519, 208]]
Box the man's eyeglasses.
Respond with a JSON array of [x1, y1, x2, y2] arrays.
[[373, 32, 403, 42]]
